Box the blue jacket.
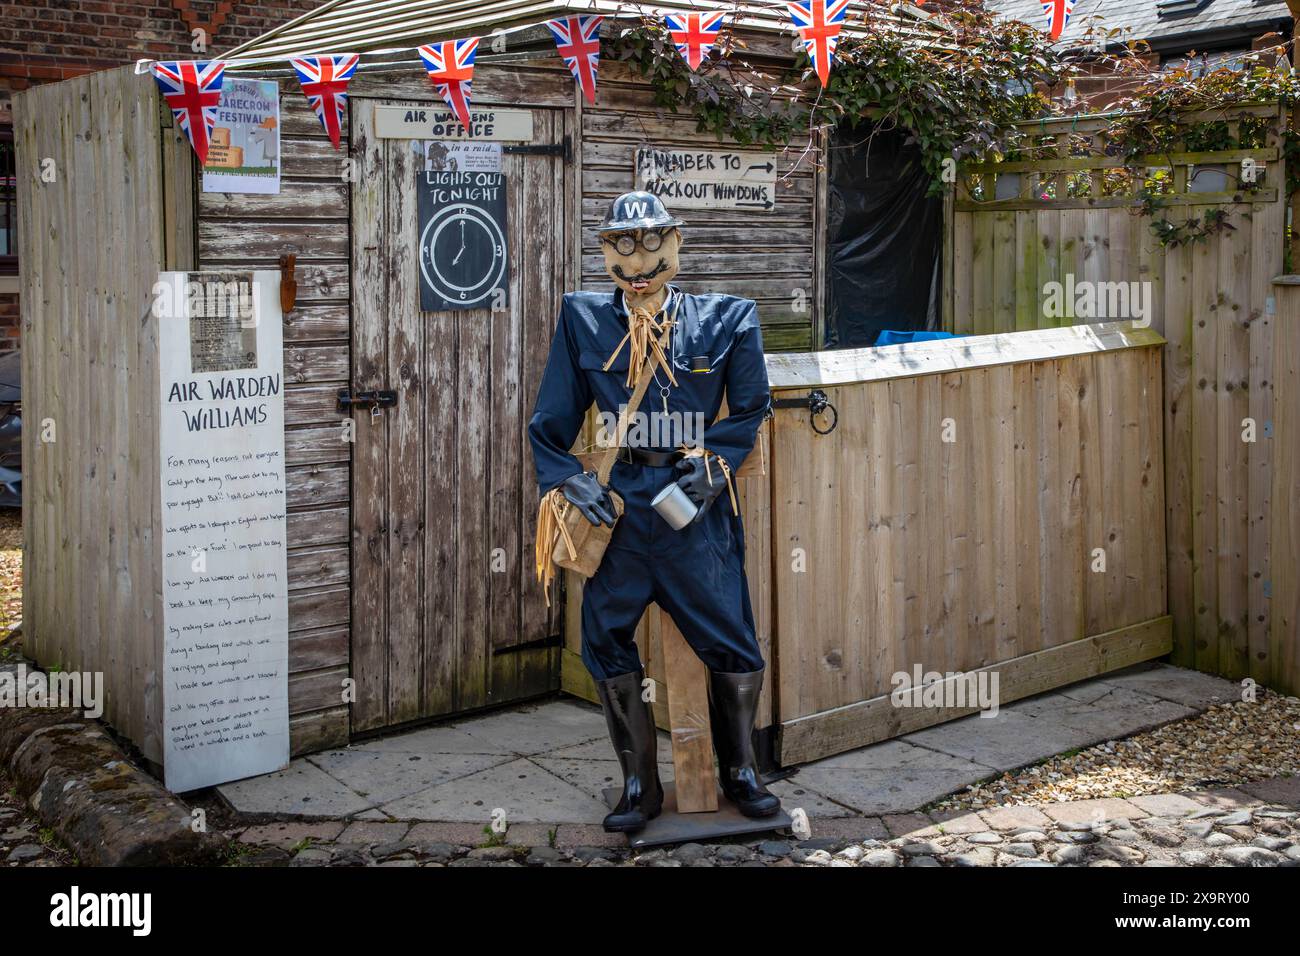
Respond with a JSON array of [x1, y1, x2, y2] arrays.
[[528, 287, 770, 493]]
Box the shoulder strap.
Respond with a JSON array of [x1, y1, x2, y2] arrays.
[[594, 299, 678, 486]]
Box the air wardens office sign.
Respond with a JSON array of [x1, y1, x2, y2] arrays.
[[374, 105, 534, 141]]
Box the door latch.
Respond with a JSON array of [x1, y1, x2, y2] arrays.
[[770, 389, 838, 435], [337, 388, 398, 413]]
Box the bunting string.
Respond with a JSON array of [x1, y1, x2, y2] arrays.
[[145, 5, 898, 160]]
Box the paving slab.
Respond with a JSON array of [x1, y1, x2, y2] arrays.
[[1005, 685, 1194, 745], [1053, 679, 1124, 706], [219, 759, 376, 818], [882, 813, 937, 838], [927, 809, 988, 834], [1127, 793, 1205, 817], [547, 732, 671, 760], [1094, 663, 1239, 710], [979, 805, 1054, 831], [1188, 787, 1258, 811], [346, 724, 516, 756], [532, 755, 675, 799], [795, 740, 995, 815], [800, 816, 889, 843], [900, 708, 1084, 772], [1237, 776, 1300, 808], [379, 757, 614, 824], [307, 748, 512, 806], [758, 778, 853, 819], [1042, 798, 1148, 825], [236, 821, 346, 848], [440, 701, 610, 756], [336, 821, 412, 846]]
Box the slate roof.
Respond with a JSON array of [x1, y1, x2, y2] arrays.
[[986, 0, 1292, 52]]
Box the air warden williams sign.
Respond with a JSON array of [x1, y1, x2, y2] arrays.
[[374, 104, 534, 141], [635, 146, 777, 211]]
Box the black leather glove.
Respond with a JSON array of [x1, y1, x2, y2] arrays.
[[674, 455, 727, 523], [561, 471, 617, 527]]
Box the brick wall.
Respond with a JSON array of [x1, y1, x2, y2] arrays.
[[0, 1, 315, 348]]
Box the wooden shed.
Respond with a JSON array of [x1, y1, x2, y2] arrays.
[[13, 0, 1293, 788]]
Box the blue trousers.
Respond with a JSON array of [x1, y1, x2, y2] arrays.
[[580, 460, 766, 680]]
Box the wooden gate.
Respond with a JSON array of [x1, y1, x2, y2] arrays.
[[349, 101, 571, 732]]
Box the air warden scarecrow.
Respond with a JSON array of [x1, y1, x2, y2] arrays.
[[529, 191, 780, 833]]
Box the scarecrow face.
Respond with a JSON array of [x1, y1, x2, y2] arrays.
[[601, 227, 682, 300]]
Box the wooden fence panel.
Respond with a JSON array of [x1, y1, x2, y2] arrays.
[[949, 105, 1290, 696], [767, 324, 1169, 763], [14, 67, 171, 762]]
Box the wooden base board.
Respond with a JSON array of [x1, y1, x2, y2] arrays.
[[603, 783, 792, 848], [777, 615, 1173, 765]]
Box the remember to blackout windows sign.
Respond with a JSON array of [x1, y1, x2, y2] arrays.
[[416, 171, 509, 312]]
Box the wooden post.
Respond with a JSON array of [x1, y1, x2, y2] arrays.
[[660, 609, 719, 812]]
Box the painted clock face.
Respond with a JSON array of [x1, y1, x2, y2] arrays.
[[418, 203, 508, 308]]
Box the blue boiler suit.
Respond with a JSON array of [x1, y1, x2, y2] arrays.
[[528, 286, 770, 680]]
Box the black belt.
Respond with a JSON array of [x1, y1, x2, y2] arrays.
[[617, 447, 684, 468]]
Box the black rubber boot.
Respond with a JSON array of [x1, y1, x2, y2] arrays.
[[709, 668, 782, 818], [594, 669, 664, 833]]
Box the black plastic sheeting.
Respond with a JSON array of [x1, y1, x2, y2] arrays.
[[824, 123, 943, 349]]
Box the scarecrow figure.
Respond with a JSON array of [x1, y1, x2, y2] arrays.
[[528, 191, 779, 832]]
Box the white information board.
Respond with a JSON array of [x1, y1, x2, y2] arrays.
[[635, 146, 777, 211], [158, 270, 290, 793]]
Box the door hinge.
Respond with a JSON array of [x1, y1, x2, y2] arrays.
[[503, 136, 571, 163], [493, 634, 564, 656]]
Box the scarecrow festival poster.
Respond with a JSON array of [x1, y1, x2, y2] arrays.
[[202, 78, 282, 195]]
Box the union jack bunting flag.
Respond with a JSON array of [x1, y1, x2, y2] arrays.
[[787, 0, 853, 88], [418, 38, 479, 131], [547, 15, 603, 104], [664, 12, 725, 71], [290, 54, 360, 150], [1042, 0, 1074, 41], [152, 60, 226, 164]]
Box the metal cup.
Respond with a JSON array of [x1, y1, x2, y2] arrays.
[[651, 481, 698, 531]]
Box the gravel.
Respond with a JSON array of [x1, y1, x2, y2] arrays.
[[933, 693, 1300, 811]]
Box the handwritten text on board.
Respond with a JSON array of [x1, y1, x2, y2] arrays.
[[158, 270, 290, 793], [635, 146, 777, 211]]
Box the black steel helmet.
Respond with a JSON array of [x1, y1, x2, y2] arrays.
[[598, 190, 685, 233]]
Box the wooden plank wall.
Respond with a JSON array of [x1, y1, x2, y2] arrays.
[[581, 62, 820, 352], [197, 81, 352, 755], [949, 106, 1289, 695], [768, 327, 1169, 763], [1266, 279, 1300, 697], [14, 67, 169, 761]]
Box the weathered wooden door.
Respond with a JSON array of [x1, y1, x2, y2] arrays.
[[349, 102, 571, 732]]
